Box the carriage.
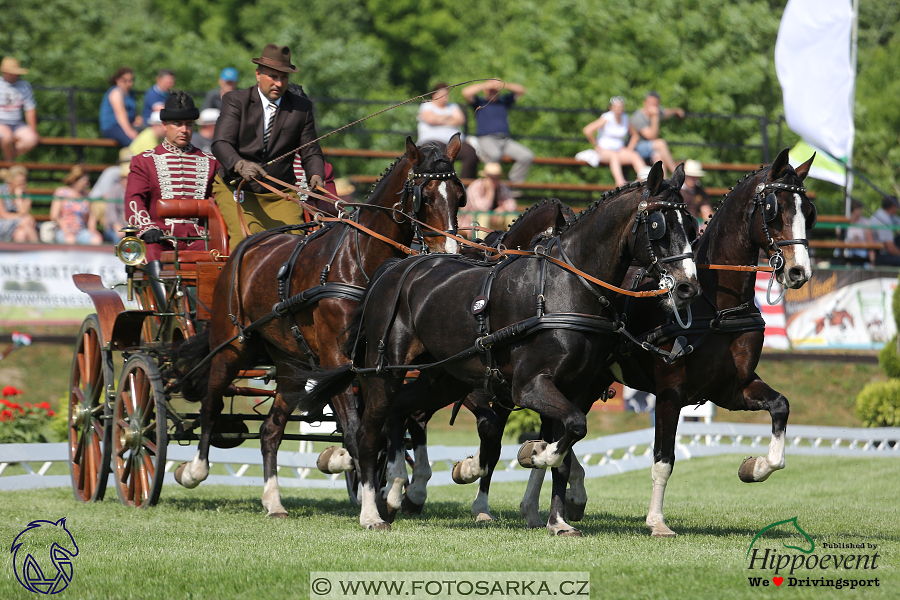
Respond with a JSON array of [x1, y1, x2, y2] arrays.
[[65, 198, 349, 508]]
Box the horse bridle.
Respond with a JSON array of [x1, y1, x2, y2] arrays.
[[392, 167, 465, 250], [750, 180, 816, 303]]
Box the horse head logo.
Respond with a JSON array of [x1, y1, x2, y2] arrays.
[[747, 516, 815, 559], [11, 517, 79, 594]]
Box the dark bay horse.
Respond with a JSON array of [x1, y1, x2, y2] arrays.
[[298, 163, 700, 532], [172, 136, 466, 517], [520, 149, 817, 537]]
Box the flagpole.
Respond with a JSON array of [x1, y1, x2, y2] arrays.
[[845, 0, 859, 217]]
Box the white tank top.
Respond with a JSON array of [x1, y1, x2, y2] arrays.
[[596, 111, 628, 151]]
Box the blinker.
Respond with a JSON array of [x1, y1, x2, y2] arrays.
[[647, 212, 666, 241]]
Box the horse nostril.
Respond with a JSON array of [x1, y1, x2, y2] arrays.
[[676, 282, 697, 300], [788, 266, 806, 283]]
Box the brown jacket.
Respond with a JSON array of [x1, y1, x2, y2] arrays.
[[211, 85, 326, 194]]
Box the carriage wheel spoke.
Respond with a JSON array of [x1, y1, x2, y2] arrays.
[[120, 452, 132, 484], [71, 384, 85, 406], [72, 427, 85, 465], [144, 440, 157, 455], [84, 430, 95, 498], [89, 432, 102, 495], [140, 461, 151, 504], [128, 459, 137, 502]]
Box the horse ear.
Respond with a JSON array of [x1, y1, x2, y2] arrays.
[[406, 136, 420, 166], [768, 147, 791, 180], [445, 132, 462, 162], [794, 152, 815, 181], [646, 161, 665, 195], [670, 162, 685, 189]]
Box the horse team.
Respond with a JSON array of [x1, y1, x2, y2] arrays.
[[173, 134, 817, 536]]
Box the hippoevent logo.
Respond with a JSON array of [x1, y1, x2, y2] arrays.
[[746, 517, 880, 590], [10, 518, 79, 594]]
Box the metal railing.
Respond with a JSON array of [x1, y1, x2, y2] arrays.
[[2, 423, 896, 491]]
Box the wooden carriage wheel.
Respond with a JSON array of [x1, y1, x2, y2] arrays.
[[68, 315, 114, 502], [112, 353, 168, 508]]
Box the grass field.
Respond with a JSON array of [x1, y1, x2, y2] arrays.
[[1, 454, 896, 599]]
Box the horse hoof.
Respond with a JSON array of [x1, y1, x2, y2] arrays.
[[565, 499, 586, 522], [556, 529, 583, 537], [401, 496, 424, 516], [517, 440, 545, 468], [267, 511, 288, 519], [173, 462, 187, 485], [738, 456, 759, 483], [651, 529, 677, 538], [474, 512, 495, 523], [375, 492, 399, 524], [316, 446, 339, 474], [451, 461, 466, 484], [367, 522, 391, 531]]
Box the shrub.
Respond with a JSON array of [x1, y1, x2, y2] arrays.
[[878, 335, 900, 379], [0, 387, 58, 444], [504, 408, 542, 440], [855, 379, 900, 427]]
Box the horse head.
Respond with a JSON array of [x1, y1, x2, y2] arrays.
[[403, 134, 466, 254], [754, 148, 816, 289], [634, 161, 700, 310]]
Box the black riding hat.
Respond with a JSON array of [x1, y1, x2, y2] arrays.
[[160, 90, 199, 121]]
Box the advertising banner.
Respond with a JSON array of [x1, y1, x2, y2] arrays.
[[784, 268, 897, 350], [0, 243, 130, 326]]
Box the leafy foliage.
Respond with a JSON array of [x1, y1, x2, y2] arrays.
[[2, 0, 898, 204], [855, 379, 900, 427]]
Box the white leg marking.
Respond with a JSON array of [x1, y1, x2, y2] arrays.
[[261, 475, 287, 516], [327, 447, 354, 473], [382, 453, 409, 512], [179, 454, 209, 489], [359, 483, 386, 529], [404, 445, 432, 506], [471, 489, 495, 522], [519, 467, 546, 529], [646, 461, 675, 537], [531, 441, 565, 468], [751, 431, 786, 482]]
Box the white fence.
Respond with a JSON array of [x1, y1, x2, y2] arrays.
[[1, 423, 898, 491]]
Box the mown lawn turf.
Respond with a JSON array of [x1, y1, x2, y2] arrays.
[[1, 454, 896, 599]]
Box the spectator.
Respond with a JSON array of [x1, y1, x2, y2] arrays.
[[50, 166, 102, 245], [202, 67, 238, 111], [461, 80, 533, 186], [681, 159, 712, 220], [866, 195, 900, 266], [0, 57, 39, 161], [99, 67, 143, 147], [141, 69, 175, 122], [576, 96, 647, 187], [0, 166, 38, 242], [416, 82, 478, 179], [192, 108, 219, 153], [460, 162, 518, 232], [129, 111, 165, 155], [627, 91, 684, 176], [89, 149, 132, 201], [843, 199, 872, 264]]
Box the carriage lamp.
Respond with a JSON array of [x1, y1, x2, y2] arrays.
[[115, 227, 147, 301]]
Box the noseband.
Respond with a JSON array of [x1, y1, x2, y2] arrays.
[[394, 167, 463, 248]]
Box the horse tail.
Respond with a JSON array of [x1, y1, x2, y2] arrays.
[[294, 364, 356, 415], [169, 329, 211, 403]]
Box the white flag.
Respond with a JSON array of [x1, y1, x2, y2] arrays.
[[775, 0, 854, 162]]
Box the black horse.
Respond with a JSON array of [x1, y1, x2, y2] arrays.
[[298, 163, 700, 533], [519, 149, 817, 537], [171, 137, 465, 517]]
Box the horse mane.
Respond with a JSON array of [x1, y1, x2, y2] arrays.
[[507, 197, 575, 231], [362, 141, 454, 203]]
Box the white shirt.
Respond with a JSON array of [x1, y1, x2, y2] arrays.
[[257, 87, 281, 131], [596, 111, 629, 151], [417, 102, 463, 144]]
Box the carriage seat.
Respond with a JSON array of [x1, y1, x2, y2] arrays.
[[155, 198, 229, 264]]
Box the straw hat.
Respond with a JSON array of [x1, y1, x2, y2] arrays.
[[479, 162, 504, 177], [334, 178, 356, 196], [684, 159, 706, 178], [0, 57, 28, 75], [118, 149, 133, 177]]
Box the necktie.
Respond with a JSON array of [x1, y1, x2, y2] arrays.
[[262, 101, 277, 157]]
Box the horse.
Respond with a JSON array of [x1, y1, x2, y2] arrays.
[[297, 162, 700, 533], [518, 149, 817, 537], [372, 198, 577, 519], [171, 135, 466, 518]]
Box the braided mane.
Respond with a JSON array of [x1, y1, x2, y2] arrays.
[[507, 197, 575, 230]]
